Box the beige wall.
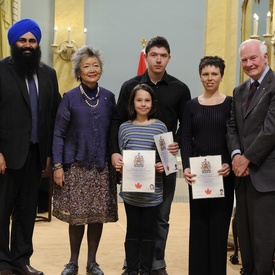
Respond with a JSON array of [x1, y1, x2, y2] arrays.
[[52, 0, 240, 96], [3, 1, 275, 95], [204, 0, 239, 95]]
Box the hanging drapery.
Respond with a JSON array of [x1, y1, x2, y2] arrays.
[[0, 0, 12, 58]]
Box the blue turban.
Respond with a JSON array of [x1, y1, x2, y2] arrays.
[[8, 18, 42, 46]]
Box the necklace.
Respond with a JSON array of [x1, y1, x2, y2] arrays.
[[79, 84, 100, 108]]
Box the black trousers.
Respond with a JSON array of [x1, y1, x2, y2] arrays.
[[124, 202, 157, 241], [0, 144, 42, 270], [188, 175, 234, 275], [236, 177, 275, 275]]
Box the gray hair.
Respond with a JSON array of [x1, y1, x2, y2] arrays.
[[239, 39, 267, 58], [71, 45, 104, 81]]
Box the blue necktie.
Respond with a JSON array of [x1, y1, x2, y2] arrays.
[[28, 76, 38, 143]]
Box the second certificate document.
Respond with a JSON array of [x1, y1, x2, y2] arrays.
[[189, 155, 224, 199]]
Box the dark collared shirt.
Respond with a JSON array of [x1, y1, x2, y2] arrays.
[[110, 70, 191, 154]]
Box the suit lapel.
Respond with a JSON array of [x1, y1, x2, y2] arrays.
[[247, 85, 266, 112], [241, 81, 250, 118], [245, 69, 273, 116], [8, 58, 31, 110], [36, 64, 48, 112]]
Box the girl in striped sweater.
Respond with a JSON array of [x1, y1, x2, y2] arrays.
[[117, 84, 167, 275]]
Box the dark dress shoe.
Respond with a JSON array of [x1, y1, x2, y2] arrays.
[[61, 262, 78, 275], [86, 263, 104, 275], [0, 270, 13, 275], [12, 265, 44, 275]]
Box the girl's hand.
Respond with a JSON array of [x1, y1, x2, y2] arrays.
[[184, 168, 196, 185], [218, 163, 231, 177], [114, 158, 124, 174], [155, 162, 164, 173], [112, 153, 123, 172]]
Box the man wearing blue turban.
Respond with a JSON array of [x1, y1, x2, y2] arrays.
[[0, 19, 61, 275], [7, 18, 42, 46]]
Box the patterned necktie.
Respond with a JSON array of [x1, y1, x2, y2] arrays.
[[28, 76, 38, 143], [246, 80, 259, 109]]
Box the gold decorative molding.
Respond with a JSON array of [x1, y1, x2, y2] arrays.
[[0, 0, 13, 58], [11, 0, 20, 23]]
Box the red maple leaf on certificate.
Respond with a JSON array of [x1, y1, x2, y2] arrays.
[[205, 188, 212, 195], [135, 183, 142, 189]]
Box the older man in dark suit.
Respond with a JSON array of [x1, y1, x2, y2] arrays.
[[227, 39, 275, 275], [0, 19, 61, 275]]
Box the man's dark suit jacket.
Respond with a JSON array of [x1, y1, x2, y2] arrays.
[[0, 57, 61, 170], [227, 68, 275, 192]]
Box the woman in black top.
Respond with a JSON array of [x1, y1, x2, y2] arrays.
[[180, 56, 234, 275]]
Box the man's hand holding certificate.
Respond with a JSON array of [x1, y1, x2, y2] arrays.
[[189, 155, 225, 199]]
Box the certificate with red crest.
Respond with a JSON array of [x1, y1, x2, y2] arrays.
[[189, 155, 224, 199], [122, 150, 156, 192]]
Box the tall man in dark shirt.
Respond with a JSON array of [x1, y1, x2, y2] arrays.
[[110, 36, 191, 275]]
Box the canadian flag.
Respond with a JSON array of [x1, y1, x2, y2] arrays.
[[137, 49, 146, 75]]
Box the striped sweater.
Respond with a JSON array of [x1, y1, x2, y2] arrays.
[[118, 119, 167, 207]]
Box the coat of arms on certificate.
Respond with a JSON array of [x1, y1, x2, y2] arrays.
[[134, 152, 144, 167]]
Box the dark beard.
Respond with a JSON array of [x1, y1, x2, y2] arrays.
[[11, 45, 42, 78]]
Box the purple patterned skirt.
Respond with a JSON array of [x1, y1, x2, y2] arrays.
[[53, 162, 118, 225]]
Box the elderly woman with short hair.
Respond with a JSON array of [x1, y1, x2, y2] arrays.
[[52, 45, 118, 275]]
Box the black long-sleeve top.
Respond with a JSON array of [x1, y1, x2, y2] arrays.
[[181, 96, 232, 169], [110, 70, 191, 154]]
